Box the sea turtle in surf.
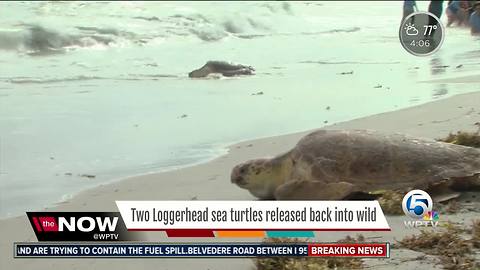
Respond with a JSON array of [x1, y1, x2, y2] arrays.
[[188, 61, 255, 78], [230, 130, 480, 201]]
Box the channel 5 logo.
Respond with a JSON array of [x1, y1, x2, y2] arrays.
[[402, 190, 439, 228]]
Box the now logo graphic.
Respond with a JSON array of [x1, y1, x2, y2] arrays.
[[31, 216, 118, 232], [26, 212, 135, 241]]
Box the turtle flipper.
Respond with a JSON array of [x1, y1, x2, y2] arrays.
[[274, 180, 360, 200], [450, 174, 480, 191], [221, 68, 254, 77], [426, 175, 480, 202], [427, 183, 460, 203]]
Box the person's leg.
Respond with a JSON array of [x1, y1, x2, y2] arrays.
[[470, 11, 480, 35], [429, 0, 445, 18], [428, 1, 444, 35], [403, 0, 417, 20]]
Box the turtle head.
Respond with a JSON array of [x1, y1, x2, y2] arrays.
[[188, 65, 212, 78], [231, 158, 287, 199]]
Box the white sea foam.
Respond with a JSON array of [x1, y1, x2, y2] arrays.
[[1, 1, 480, 218]]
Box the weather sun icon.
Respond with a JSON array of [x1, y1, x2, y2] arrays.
[[404, 22, 419, 36]]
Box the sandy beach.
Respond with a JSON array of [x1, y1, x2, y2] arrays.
[[3, 2, 480, 269], [2, 87, 479, 269], [3, 1, 480, 219]]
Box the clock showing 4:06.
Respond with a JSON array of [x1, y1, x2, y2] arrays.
[[399, 11, 445, 56]]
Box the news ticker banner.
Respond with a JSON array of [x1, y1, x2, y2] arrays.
[[116, 200, 390, 237], [15, 243, 390, 258], [26, 201, 390, 241], [21, 201, 391, 258]]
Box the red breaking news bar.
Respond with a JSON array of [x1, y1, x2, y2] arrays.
[[308, 243, 389, 257]]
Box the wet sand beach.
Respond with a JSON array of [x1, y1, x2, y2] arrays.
[[2, 1, 480, 218], [2, 86, 479, 269], [2, 2, 480, 269]]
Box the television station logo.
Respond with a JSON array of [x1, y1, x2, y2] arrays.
[[402, 189, 439, 228], [26, 212, 139, 241]]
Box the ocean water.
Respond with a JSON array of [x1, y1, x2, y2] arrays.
[[1, 1, 480, 218]]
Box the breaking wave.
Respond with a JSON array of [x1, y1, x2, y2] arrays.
[[0, 3, 366, 53], [0, 25, 116, 54]]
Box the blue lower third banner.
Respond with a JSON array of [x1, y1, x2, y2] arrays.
[[15, 243, 389, 258], [15, 243, 308, 258]]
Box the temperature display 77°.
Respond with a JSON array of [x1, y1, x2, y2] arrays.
[[399, 11, 445, 56]]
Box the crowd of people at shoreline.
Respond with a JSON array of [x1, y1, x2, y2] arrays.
[[403, 0, 480, 34]]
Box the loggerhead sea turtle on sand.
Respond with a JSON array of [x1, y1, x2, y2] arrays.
[[188, 61, 255, 78], [231, 130, 480, 201]]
